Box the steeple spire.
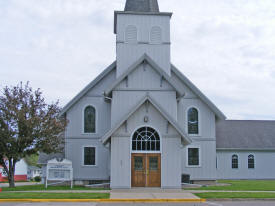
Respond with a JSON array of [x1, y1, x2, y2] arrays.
[[124, 0, 159, 12]]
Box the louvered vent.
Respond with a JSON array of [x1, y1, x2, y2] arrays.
[[150, 26, 162, 44], [125, 25, 138, 44]]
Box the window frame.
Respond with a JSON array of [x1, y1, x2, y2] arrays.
[[130, 125, 162, 154], [231, 154, 238, 169], [186, 146, 201, 167], [82, 104, 97, 135], [186, 106, 201, 136], [248, 154, 255, 169], [82, 146, 97, 167]]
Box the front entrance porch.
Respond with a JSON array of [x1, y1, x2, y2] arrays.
[[131, 153, 161, 187]]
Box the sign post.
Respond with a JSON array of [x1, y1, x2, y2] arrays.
[[46, 158, 73, 189]]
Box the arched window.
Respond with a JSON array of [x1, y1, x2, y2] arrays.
[[150, 26, 162, 44], [132, 127, 160, 151], [232, 154, 238, 169], [248, 154, 255, 169], [125, 25, 137, 44], [84, 106, 96, 133], [188, 107, 199, 134]]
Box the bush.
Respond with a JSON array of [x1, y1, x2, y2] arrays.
[[34, 176, 41, 182]]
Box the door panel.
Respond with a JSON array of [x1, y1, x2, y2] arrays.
[[131, 153, 161, 187], [131, 154, 146, 187], [147, 154, 161, 187]]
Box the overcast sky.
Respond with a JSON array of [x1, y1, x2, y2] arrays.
[[0, 0, 275, 120]]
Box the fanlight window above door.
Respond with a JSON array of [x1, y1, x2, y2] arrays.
[[132, 127, 160, 152]]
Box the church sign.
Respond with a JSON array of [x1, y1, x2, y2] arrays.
[[46, 158, 73, 188]]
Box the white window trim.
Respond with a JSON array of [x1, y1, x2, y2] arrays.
[[125, 25, 138, 44], [186, 145, 201, 168], [82, 104, 98, 135], [82, 145, 97, 167], [186, 106, 201, 137]]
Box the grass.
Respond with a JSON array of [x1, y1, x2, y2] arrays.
[[196, 192, 275, 199], [2, 185, 108, 192], [0, 192, 110, 199], [188, 180, 275, 191]]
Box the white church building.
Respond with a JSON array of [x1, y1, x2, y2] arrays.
[[39, 0, 275, 189]]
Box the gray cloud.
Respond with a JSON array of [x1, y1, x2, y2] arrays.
[[0, 0, 275, 120]]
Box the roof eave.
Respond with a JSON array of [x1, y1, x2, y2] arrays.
[[59, 61, 116, 117], [105, 54, 184, 97], [171, 64, 226, 120], [101, 94, 192, 145]]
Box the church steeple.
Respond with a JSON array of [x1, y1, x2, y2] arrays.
[[115, 0, 172, 77], [124, 0, 159, 12]]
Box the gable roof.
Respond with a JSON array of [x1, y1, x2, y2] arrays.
[[216, 120, 275, 150], [60, 61, 116, 116], [59, 59, 226, 120], [104, 54, 185, 97], [171, 64, 226, 120], [101, 94, 192, 145]]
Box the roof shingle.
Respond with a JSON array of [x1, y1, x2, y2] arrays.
[[125, 0, 159, 12], [216, 120, 275, 149]]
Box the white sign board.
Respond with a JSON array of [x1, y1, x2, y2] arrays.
[[46, 158, 73, 188]]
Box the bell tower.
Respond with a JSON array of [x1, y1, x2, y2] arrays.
[[114, 0, 172, 77]]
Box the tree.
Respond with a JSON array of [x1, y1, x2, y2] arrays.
[[24, 154, 40, 168], [0, 82, 67, 187]]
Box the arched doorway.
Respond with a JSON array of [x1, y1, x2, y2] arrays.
[[131, 126, 161, 187]]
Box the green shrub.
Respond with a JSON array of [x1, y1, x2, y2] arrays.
[[34, 176, 41, 182]]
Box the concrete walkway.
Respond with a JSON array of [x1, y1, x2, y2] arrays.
[[110, 188, 199, 199]]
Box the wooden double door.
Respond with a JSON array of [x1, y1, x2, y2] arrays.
[[131, 153, 161, 187]]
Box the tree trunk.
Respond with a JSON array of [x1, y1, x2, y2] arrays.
[[8, 171, 15, 188], [8, 159, 15, 188]]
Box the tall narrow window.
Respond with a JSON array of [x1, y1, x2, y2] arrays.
[[232, 154, 238, 169], [188, 108, 199, 134], [84, 147, 96, 166], [248, 155, 255, 169], [84, 106, 96, 133], [125, 25, 137, 44], [150, 26, 162, 44], [188, 148, 199, 166]]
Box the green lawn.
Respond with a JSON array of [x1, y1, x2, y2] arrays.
[[196, 192, 275, 199], [189, 180, 275, 191], [0, 192, 110, 199], [2, 185, 108, 192]]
